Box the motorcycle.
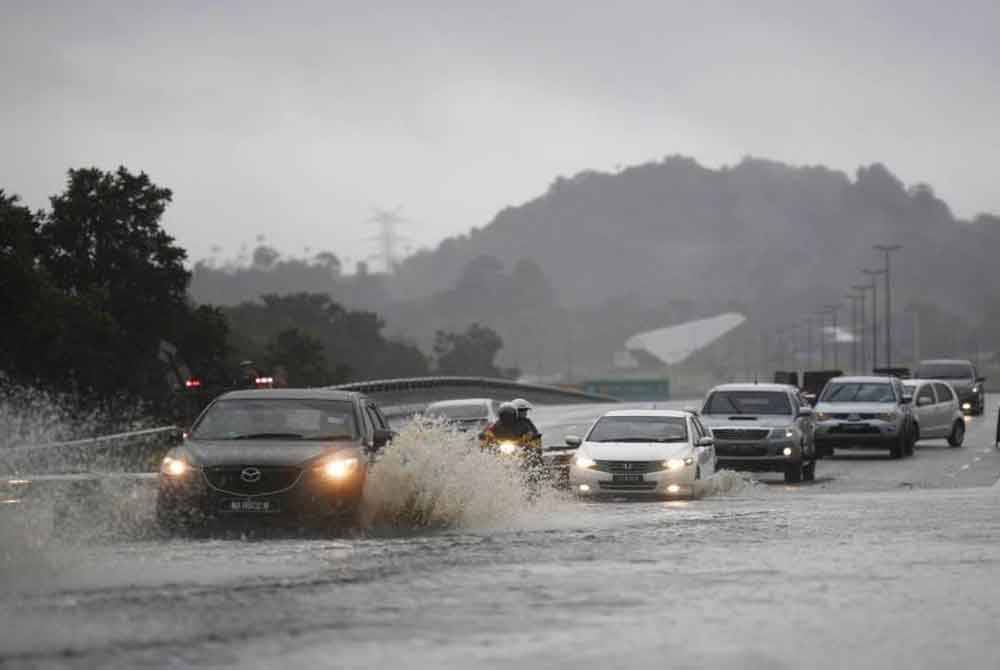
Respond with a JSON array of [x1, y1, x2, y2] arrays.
[[479, 431, 547, 485]]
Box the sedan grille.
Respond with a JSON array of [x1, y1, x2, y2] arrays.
[[203, 466, 302, 496], [598, 482, 657, 491], [711, 428, 769, 441], [593, 460, 665, 474], [829, 413, 877, 420]]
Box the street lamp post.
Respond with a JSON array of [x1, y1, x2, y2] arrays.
[[845, 294, 861, 373], [824, 304, 841, 370], [814, 312, 829, 369], [874, 244, 903, 369], [862, 268, 886, 370], [851, 284, 871, 373]]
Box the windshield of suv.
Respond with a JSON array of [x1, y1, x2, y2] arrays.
[[192, 398, 359, 441], [820, 383, 896, 403], [426, 403, 489, 421], [586, 416, 688, 443], [913, 363, 973, 380], [704, 391, 792, 415]]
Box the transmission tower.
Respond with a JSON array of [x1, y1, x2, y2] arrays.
[[366, 207, 413, 274]]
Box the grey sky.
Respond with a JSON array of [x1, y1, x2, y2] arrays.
[[4, 1, 999, 269]]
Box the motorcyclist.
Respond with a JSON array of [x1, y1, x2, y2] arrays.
[[485, 402, 526, 441], [512, 398, 541, 440]]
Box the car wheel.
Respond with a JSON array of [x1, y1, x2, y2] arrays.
[[904, 424, 916, 456], [947, 420, 965, 447], [889, 435, 904, 459], [784, 463, 803, 484], [802, 460, 816, 482]]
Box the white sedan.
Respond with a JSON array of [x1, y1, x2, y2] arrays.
[[902, 379, 966, 447], [567, 409, 716, 498]]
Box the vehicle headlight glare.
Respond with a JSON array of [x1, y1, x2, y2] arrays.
[[815, 411, 830, 422], [783, 447, 793, 457], [320, 458, 358, 480], [665, 458, 692, 471], [575, 455, 596, 469], [161, 456, 188, 477], [498, 441, 518, 455]]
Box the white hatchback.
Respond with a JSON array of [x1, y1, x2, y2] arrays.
[[567, 409, 716, 498], [902, 380, 966, 447]]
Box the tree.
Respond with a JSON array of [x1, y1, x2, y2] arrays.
[[434, 323, 507, 377], [265, 329, 330, 387]]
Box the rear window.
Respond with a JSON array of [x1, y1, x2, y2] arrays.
[[913, 363, 973, 380], [704, 391, 792, 415]]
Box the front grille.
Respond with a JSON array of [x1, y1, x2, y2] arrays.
[[717, 445, 769, 458], [829, 425, 880, 435], [830, 413, 876, 420], [203, 466, 302, 496], [712, 428, 769, 441], [593, 460, 665, 474], [598, 482, 657, 491]]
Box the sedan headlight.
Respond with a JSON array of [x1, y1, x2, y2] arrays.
[[770, 428, 795, 440], [160, 456, 190, 477], [814, 411, 830, 422], [972, 385, 981, 393], [317, 457, 359, 480], [876, 411, 898, 422], [575, 454, 596, 469], [664, 457, 695, 471]]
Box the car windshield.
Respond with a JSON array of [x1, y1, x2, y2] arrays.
[[192, 398, 359, 441], [820, 383, 896, 403], [586, 416, 688, 443], [913, 363, 973, 380], [704, 391, 791, 415], [426, 403, 489, 421]]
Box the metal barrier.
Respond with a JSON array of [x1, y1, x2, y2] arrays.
[[331, 376, 618, 406], [1, 426, 182, 476]]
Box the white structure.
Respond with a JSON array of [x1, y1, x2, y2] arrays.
[[624, 313, 746, 366]]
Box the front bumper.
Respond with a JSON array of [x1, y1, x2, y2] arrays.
[[156, 468, 366, 527], [715, 441, 802, 472], [569, 464, 696, 497], [814, 421, 900, 448]]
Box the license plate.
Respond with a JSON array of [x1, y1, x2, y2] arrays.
[[221, 499, 279, 513], [612, 474, 644, 483]]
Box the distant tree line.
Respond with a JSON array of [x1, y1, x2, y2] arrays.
[[0, 167, 513, 424]]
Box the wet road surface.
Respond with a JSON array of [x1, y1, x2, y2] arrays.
[[2, 398, 1000, 669]]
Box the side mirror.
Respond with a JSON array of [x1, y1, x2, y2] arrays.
[[797, 407, 814, 418], [696, 436, 714, 447], [802, 393, 817, 405], [977, 377, 986, 384], [900, 396, 912, 405], [565, 435, 582, 448], [372, 428, 394, 448]]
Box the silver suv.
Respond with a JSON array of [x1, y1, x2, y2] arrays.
[[700, 384, 816, 483], [813, 376, 916, 459]]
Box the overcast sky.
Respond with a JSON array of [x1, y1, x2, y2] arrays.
[[4, 1, 999, 270]]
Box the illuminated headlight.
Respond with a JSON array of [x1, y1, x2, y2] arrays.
[[876, 411, 898, 422], [666, 484, 681, 494], [962, 402, 972, 411], [815, 411, 830, 422], [972, 386, 981, 393], [770, 428, 795, 440], [498, 441, 518, 455], [665, 457, 695, 471], [575, 455, 596, 469], [160, 456, 190, 477], [783, 447, 793, 457], [318, 458, 359, 480]]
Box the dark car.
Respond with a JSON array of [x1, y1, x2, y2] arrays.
[[912, 359, 986, 415], [156, 388, 393, 533]]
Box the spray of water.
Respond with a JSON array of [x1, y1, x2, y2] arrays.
[[360, 417, 569, 530]]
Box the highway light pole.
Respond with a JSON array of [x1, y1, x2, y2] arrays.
[[862, 268, 886, 371], [851, 284, 870, 373], [845, 294, 861, 373], [815, 311, 829, 369], [824, 304, 841, 370], [874, 244, 903, 369]]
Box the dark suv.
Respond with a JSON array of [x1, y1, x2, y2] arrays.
[[912, 359, 986, 416]]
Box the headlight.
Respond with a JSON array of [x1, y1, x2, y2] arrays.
[[770, 428, 795, 440], [876, 411, 898, 422], [575, 455, 596, 469], [664, 457, 695, 471], [972, 386, 981, 393], [498, 441, 518, 455], [317, 457, 359, 480], [815, 411, 830, 422], [160, 456, 189, 477]]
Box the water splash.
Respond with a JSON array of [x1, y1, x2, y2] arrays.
[[361, 418, 569, 530]]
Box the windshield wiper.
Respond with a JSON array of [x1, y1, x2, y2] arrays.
[[599, 437, 681, 443], [304, 434, 356, 441], [230, 432, 305, 440]]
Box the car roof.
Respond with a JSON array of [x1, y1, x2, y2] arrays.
[[426, 398, 494, 407], [217, 388, 363, 402], [599, 409, 691, 419], [917, 359, 973, 366], [826, 376, 899, 383], [708, 383, 795, 393]]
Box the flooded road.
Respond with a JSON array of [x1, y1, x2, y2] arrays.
[[2, 400, 1000, 669]]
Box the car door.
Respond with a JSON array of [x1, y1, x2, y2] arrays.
[[690, 416, 716, 476], [914, 383, 940, 437], [934, 383, 958, 434]]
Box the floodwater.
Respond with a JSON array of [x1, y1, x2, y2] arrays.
[[2, 401, 1000, 669]]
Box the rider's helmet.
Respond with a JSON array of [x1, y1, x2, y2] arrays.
[[512, 398, 533, 417], [498, 402, 518, 422]]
